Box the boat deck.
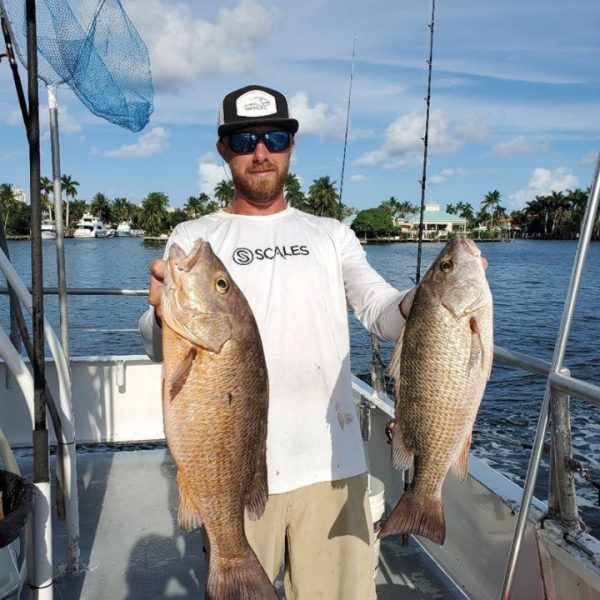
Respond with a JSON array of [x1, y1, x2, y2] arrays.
[[17, 448, 465, 600]]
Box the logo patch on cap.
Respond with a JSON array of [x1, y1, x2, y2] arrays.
[[236, 90, 277, 117]]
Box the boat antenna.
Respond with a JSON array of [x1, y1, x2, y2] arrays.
[[415, 0, 436, 284], [339, 34, 357, 207]]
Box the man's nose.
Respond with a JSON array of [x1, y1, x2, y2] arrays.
[[252, 139, 269, 160]]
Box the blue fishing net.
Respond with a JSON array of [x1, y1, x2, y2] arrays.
[[0, 0, 153, 132]]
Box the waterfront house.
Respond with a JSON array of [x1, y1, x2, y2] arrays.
[[402, 203, 468, 240]]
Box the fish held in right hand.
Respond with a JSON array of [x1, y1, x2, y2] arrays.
[[161, 238, 277, 599], [380, 235, 493, 545]]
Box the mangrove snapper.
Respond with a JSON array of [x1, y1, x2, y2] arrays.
[[380, 236, 493, 545], [161, 239, 276, 599]]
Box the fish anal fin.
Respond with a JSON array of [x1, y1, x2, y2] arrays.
[[379, 488, 446, 545], [169, 347, 197, 400], [176, 471, 203, 531], [451, 433, 471, 481], [392, 427, 414, 472], [245, 452, 268, 521]]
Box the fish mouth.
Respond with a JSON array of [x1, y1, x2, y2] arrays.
[[458, 236, 480, 257], [170, 239, 210, 272]]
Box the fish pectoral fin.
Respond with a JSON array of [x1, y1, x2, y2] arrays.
[[451, 433, 471, 481], [169, 347, 197, 400], [466, 316, 485, 375], [176, 472, 203, 531]]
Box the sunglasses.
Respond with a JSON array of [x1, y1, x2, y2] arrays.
[[224, 130, 292, 154]]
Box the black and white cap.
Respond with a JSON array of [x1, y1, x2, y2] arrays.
[[217, 85, 299, 138]]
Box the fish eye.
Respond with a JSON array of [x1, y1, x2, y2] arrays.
[[440, 260, 453, 274], [215, 277, 229, 294]]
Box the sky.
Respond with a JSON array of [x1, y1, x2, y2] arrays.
[[0, 0, 598, 214]]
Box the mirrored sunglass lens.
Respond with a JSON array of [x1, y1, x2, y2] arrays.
[[229, 133, 256, 153], [264, 131, 290, 151], [227, 131, 291, 153]]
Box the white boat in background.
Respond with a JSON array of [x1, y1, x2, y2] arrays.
[[73, 214, 107, 238], [115, 221, 133, 237], [40, 219, 56, 240]]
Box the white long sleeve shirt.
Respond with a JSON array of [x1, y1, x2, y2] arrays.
[[139, 206, 408, 494]]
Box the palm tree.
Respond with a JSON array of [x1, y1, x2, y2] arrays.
[[285, 172, 308, 211], [308, 176, 341, 219], [481, 190, 501, 229], [61, 174, 79, 228], [90, 193, 112, 224], [214, 180, 234, 208], [40, 176, 54, 220], [112, 197, 136, 225], [139, 192, 169, 236], [0, 183, 15, 234]]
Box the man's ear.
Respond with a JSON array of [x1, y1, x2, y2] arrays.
[[216, 139, 227, 160]]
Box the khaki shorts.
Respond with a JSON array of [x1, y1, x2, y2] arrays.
[[244, 473, 377, 600]]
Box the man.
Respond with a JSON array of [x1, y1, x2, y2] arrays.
[[139, 84, 413, 599]]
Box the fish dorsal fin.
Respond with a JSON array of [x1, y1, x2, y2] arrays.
[[169, 347, 197, 400], [179, 313, 232, 353], [451, 433, 471, 481]]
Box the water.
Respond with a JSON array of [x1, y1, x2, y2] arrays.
[[1, 237, 599, 533]]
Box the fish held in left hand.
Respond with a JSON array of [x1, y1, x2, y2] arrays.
[[161, 238, 277, 600], [380, 235, 493, 545]]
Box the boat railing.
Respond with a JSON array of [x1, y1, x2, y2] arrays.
[[0, 249, 80, 598]]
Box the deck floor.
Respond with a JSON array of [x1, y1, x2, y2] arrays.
[[16, 448, 464, 599]]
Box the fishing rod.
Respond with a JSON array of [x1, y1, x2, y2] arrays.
[[415, 0, 436, 284], [339, 35, 357, 207]]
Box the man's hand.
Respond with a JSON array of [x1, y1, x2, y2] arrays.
[[149, 259, 166, 326]]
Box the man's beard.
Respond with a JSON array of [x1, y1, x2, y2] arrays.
[[230, 159, 289, 203]]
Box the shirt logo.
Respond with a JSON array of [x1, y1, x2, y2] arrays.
[[232, 245, 310, 265]]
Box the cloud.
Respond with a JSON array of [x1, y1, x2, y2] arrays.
[[198, 152, 230, 196], [105, 127, 168, 157], [289, 92, 346, 139], [581, 151, 598, 166], [353, 110, 470, 170], [510, 166, 578, 209], [491, 136, 537, 157], [350, 174, 368, 183], [429, 168, 466, 185], [126, 0, 271, 90]]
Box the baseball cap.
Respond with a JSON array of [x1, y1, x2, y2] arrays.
[[217, 85, 299, 138]]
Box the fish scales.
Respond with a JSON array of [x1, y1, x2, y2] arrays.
[[380, 236, 493, 545], [161, 238, 277, 599]]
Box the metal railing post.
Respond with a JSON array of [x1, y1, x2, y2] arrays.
[[548, 382, 580, 531]]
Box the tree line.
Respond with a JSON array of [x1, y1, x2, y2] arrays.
[[0, 175, 595, 240]]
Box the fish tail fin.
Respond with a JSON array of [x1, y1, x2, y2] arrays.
[[205, 548, 278, 600], [379, 489, 446, 545]]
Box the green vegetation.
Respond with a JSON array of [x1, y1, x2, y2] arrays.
[[0, 175, 596, 241]]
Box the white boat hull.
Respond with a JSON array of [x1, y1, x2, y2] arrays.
[[1, 357, 599, 599]]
